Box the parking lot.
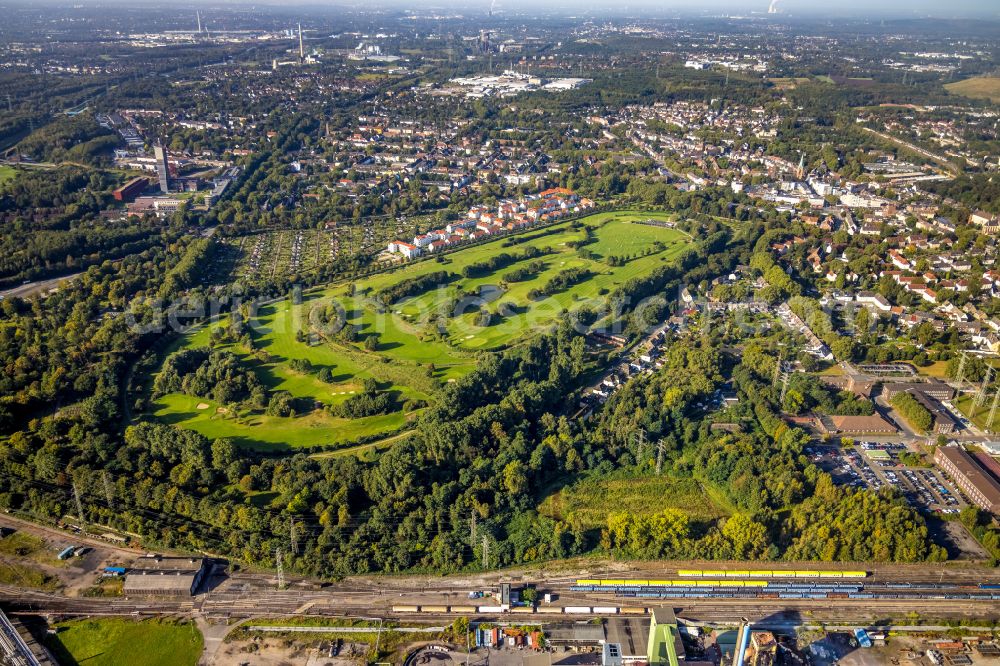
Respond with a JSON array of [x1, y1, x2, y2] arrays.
[[806, 442, 967, 515]]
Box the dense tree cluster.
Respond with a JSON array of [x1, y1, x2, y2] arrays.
[[890, 392, 934, 433], [154, 348, 265, 406], [330, 379, 396, 418], [15, 113, 120, 167]]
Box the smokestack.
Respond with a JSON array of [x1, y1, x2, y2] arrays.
[[768, 0, 780, 13], [196, 10, 202, 33], [298, 23, 304, 62]]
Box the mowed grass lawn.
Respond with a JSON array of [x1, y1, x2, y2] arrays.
[[151, 211, 687, 451], [946, 76, 1000, 104], [44, 618, 203, 666], [539, 471, 731, 529]]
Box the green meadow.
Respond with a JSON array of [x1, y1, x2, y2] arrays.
[[149, 210, 688, 451], [43, 618, 203, 666]]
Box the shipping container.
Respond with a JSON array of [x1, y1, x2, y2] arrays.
[[57, 546, 76, 560]]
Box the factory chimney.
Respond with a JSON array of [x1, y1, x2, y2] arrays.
[[298, 23, 304, 63]]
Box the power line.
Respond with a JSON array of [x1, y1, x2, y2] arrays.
[[275, 548, 285, 590], [989, 388, 1000, 431], [975, 366, 993, 409], [72, 482, 85, 529]]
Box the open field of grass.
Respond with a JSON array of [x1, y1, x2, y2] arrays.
[[150, 211, 687, 451], [43, 618, 203, 666], [946, 76, 1000, 104], [538, 471, 731, 528], [0, 561, 60, 590], [954, 394, 1000, 434], [0, 165, 18, 186]]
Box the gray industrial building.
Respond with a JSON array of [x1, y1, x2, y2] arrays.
[[122, 555, 208, 597], [153, 143, 170, 193]]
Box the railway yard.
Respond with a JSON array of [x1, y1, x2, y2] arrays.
[[4, 518, 1000, 665]]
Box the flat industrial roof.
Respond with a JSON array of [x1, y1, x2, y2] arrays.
[[130, 556, 205, 573], [605, 618, 650, 658], [938, 446, 1000, 508], [123, 572, 196, 592]]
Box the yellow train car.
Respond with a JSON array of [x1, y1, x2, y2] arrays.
[[450, 606, 477, 613], [510, 606, 537, 614], [537, 606, 563, 614], [421, 605, 449, 613], [620, 607, 648, 615], [393, 605, 419, 613], [677, 570, 702, 577]]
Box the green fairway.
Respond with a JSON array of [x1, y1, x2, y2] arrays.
[[352, 210, 687, 350], [44, 618, 203, 666], [149, 210, 687, 451]]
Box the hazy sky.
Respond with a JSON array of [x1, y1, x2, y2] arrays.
[[28, 0, 1000, 19], [482, 0, 999, 16]]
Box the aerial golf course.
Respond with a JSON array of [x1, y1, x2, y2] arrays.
[[147, 210, 688, 452]]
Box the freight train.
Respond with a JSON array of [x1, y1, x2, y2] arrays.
[[391, 605, 649, 615]]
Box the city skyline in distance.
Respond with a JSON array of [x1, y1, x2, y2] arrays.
[[20, 0, 1000, 19]]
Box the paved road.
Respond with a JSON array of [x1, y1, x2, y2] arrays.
[[0, 273, 81, 300]]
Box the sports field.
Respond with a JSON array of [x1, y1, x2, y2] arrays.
[[43, 618, 203, 666], [150, 210, 687, 451]]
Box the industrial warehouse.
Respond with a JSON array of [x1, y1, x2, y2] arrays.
[[121, 555, 211, 597], [934, 446, 1000, 514]]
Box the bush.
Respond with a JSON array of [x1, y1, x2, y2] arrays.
[[266, 391, 295, 417]]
